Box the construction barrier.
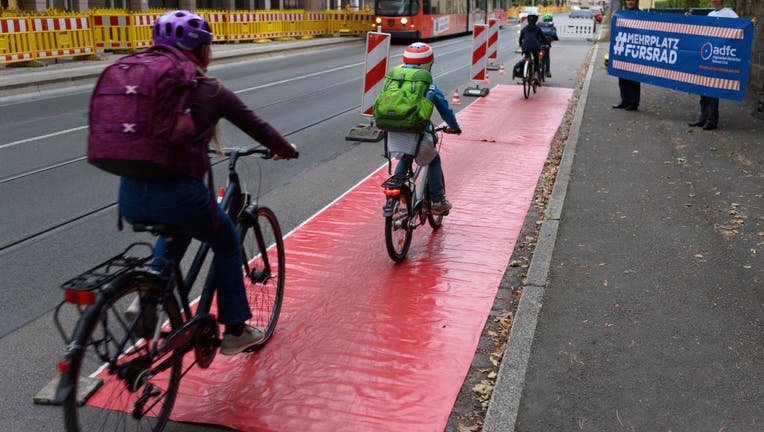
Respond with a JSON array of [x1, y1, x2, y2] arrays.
[[91, 12, 131, 50], [0, 9, 368, 65], [360, 31, 390, 116], [470, 23, 488, 83], [346, 11, 373, 35], [555, 16, 596, 41], [227, 12, 257, 41], [303, 12, 327, 37], [201, 11, 228, 43], [132, 13, 161, 49], [486, 17, 499, 70], [29, 15, 95, 60], [0, 17, 35, 64], [326, 11, 347, 36]]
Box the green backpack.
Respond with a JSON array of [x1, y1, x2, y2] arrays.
[[373, 66, 435, 133]]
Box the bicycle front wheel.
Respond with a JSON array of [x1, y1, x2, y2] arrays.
[[61, 273, 183, 432], [523, 61, 531, 99], [240, 206, 285, 347], [385, 196, 412, 262]]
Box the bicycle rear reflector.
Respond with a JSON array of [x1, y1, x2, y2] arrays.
[[63, 289, 96, 305], [382, 188, 401, 196]]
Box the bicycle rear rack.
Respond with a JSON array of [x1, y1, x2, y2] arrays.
[[53, 242, 155, 344]]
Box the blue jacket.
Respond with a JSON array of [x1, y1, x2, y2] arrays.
[[401, 64, 460, 131], [519, 23, 547, 52]]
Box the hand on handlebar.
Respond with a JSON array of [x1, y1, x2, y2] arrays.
[[273, 143, 299, 161]]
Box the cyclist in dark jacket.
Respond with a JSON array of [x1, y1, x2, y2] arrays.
[[518, 14, 548, 83], [119, 10, 297, 356]]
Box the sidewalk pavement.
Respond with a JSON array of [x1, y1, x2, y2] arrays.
[[0, 36, 363, 104], [3, 35, 762, 431], [484, 43, 764, 431]]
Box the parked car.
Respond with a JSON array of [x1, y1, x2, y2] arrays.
[[519, 6, 540, 25]]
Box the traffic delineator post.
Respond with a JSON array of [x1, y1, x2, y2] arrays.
[[451, 89, 462, 105], [499, 63, 505, 75]]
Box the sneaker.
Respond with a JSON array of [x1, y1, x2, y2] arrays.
[[545, 71, 551, 78], [430, 199, 452, 216], [220, 325, 264, 355]]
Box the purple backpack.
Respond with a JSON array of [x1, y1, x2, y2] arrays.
[[87, 45, 198, 179]]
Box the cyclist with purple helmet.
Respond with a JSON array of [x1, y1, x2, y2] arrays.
[[119, 10, 298, 355]]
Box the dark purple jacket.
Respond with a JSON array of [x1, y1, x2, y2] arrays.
[[183, 75, 296, 181]]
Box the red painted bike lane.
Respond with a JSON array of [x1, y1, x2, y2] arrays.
[[92, 84, 573, 431]]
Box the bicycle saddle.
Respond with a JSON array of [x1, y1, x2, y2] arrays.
[[132, 222, 184, 238]]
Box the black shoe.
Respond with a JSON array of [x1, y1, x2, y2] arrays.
[[612, 103, 627, 109], [702, 123, 717, 130], [688, 121, 705, 127], [624, 105, 638, 111]]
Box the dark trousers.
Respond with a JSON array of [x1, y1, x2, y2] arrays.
[[119, 177, 252, 325], [698, 96, 719, 127], [618, 78, 640, 108]]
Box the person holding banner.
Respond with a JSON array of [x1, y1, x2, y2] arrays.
[[612, 0, 641, 111], [689, 0, 738, 130]]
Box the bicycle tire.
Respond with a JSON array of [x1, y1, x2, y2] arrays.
[[385, 195, 412, 262], [61, 272, 182, 432], [539, 60, 546, 84], [239, 206, 285, 347], [523, 61, 531, 99], [427, 170, 445, 229]]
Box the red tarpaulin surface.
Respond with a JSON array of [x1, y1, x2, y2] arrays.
[[90, 85, 572, 431]]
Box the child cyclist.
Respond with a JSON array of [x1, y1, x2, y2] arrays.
[[388, 42, 461, 215], [538, 13, 558, 78]]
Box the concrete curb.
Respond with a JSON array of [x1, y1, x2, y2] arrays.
[[0, 36, 363, 104], [481, 41, 600, 432]]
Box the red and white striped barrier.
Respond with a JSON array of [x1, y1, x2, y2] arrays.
[[0, 18, 33, 63], [487, 18, 500, 70], [470, 24, 488, 83], [361, 32, 391, 116], [31, 17, 94, 59], [31, 17, 89, 31]]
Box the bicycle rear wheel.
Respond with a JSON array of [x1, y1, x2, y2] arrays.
[[61, 273, 182, 432], [385, 195, 412, 262], [240, 206, 285, 347], [522, 61, 531, 99]]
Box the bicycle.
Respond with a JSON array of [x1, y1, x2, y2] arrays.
[[381, 126, 457, 262], [521, 49, 542, 99], [53, 146, 295, 432]]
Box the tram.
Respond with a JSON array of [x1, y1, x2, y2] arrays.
[[373, 0, 508, 40]]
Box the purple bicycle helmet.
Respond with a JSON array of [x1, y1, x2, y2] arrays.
[[153, 10, 213, 51]]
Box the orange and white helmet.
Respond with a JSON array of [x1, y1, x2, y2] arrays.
[[403, 42, 434, 71]]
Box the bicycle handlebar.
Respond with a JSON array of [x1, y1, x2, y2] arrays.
[[210, 147, 300, 160]]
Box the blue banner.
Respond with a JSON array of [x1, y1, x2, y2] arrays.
[[608, 10, 754, 101]]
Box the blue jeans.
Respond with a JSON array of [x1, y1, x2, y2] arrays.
[[118, 177, 252, 325], [394, 153, 446, 202]]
